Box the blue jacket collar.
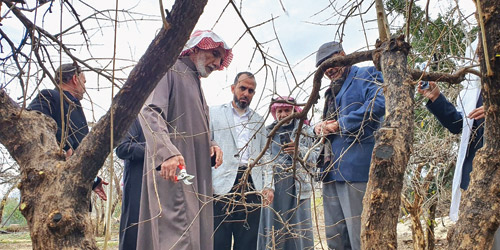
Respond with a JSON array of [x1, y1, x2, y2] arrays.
[[335, 66, 358, 106]]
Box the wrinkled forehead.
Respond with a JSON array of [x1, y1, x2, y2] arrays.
[[237, 77, 256, 89], [204, 46, 226, 57], [275, 106, 294, 112]]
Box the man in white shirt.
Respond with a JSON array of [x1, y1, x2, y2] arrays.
[[210, 72, 274, 250]]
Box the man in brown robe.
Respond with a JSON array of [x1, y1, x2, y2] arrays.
[[136, 30, 231, 250]]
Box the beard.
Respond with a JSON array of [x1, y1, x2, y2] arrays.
[[325, 66, 345, 80], [278, 116, 294, 126], [233, 94, 250, 110], [194, 54, 214, 78]]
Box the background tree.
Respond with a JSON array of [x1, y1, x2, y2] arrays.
[[448, 0, 500, 248], [386, 1, 477, 249]]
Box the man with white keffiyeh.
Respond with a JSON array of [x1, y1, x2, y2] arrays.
[[136, 30, 232, 250]]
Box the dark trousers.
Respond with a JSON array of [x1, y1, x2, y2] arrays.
[[214, 166, 261, 250]]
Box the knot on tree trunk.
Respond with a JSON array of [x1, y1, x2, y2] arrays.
[[47, 210, 85, 235], [372, 128, 397, 153], [21, 169, 46, 192], [48, 210, 65, 230], [374, 144, 394, 160], [373, 35, 411, 71]]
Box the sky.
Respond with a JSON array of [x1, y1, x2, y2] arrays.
[[2, 0, 384, 123], [1, 0, 476, 124]]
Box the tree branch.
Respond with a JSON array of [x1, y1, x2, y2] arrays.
[[73, 0, 209, 183]]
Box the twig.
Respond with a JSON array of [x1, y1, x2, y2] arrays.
[[475, 0, 493, 76], [405, 0, 414, 42], [375, 0, 390, 42]]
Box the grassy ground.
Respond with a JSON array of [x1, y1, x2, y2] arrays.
[[0, 218, 452, 249], [0, 232, 31, 250], [0, 188, 452, 249], [0, 231, 120, 250]]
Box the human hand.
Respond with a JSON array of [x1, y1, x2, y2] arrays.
[[314, 121, 324, 135], [283, 141, 296, 155], [314, 120, 339, 135], [261, 188, 274, 206], [160, 155, 186, 182], [65, 148, 73, 160], [468, 106, 485, 120], [417, 81, 440, 102], [93, 179, 109, 201], [210, 146, 223, 168]]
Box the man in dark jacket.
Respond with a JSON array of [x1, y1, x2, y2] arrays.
[[314, 41, 385, 250], [28, 63, 107, 200], [419, 81, 483, 192], [116, 118, 145, 250], [416, 80, 500, 247]]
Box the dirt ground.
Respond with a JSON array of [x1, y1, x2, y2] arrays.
[[310, 188, 453, 249], [1, 188, 453, 249], [0, 218, 453, 250], [396, 216, 453, 250], [1, 221, 452, 250]]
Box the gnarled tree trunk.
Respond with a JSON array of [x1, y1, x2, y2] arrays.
[[360, 35, 414, 249], [448, 1, 500, 249], [0, 0, 207, 248]]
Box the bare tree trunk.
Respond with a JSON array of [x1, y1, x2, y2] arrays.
[[427, 203, 436, 250], [402, 192, 426, 250], [360, 35, 414, 249], [410, 206, 426, 250], [0, 0, 208, 248], [448, 1, 500, 249]]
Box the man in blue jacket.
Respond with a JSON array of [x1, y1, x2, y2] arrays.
[[314, 42, 385, 250]]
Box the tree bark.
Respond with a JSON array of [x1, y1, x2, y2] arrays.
[[401, 164, 427, 250], [402, 194, 426, 250], [0, 0, 207, 248], [448, 1, 500, 249], [360, 35, 414, 249], [427, 202, 436, 250]]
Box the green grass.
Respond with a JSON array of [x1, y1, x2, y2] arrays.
[[0, 231, 120, 249], [0, 231, 31, 243]]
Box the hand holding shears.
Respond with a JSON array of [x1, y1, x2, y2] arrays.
[[157, 155, 195, 185]]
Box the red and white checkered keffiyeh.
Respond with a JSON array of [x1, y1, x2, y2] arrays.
[[271, 96, 310, 125], [180, 30, 233, 70]]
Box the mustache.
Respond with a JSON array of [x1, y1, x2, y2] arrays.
[[206, 64, 217, 72], [327, 68, 340, 74]]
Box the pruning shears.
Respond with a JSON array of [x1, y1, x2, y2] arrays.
[[175, 164, 195, 185]]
